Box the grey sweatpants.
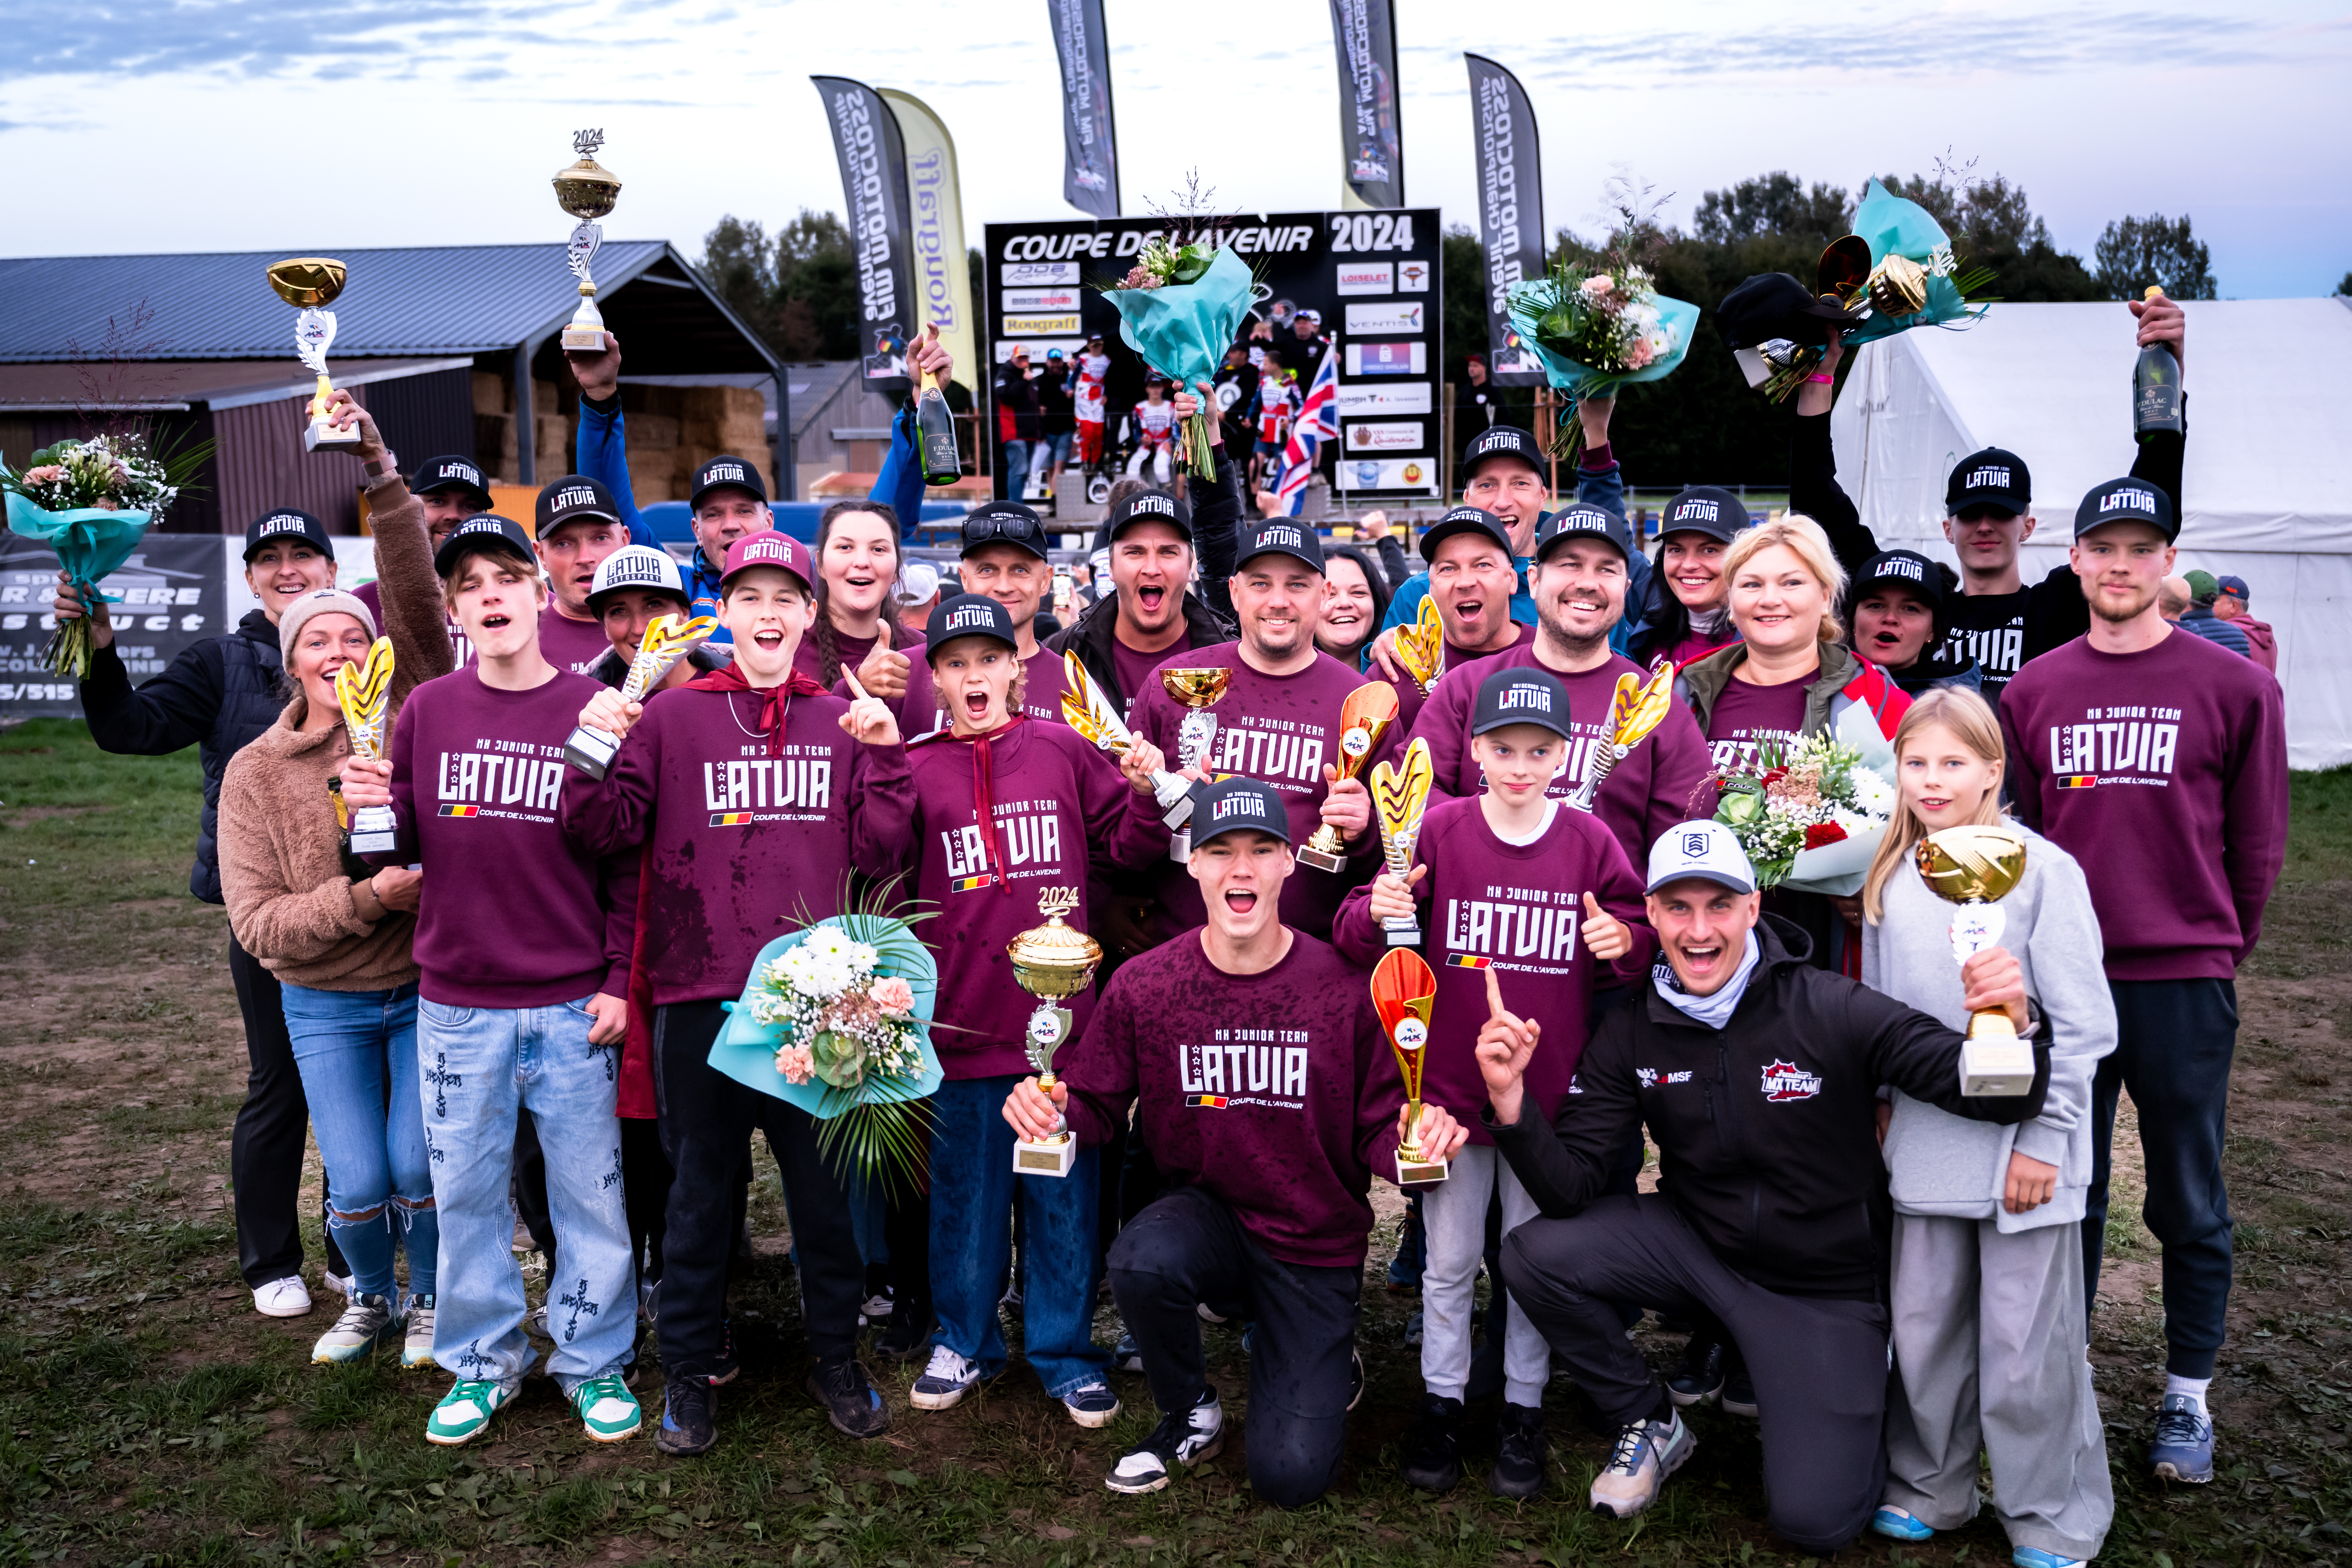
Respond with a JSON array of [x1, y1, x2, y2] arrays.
[[1885, 1214, 2113, 1562], [1420, 1144, 1547, 1406]]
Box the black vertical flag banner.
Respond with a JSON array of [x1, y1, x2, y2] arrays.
[[1329, 0, 1403, 210], [1047, 0, 1120, 218], [1464, 54, 1545, 386], [812, 75, 917, 394]]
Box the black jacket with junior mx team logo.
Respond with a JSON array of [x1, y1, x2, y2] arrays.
[[1486, 915, 2050, 1300]]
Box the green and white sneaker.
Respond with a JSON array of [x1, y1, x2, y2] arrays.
[[401, 1296, 436, 1369], [426, 1378, 515, 1446], [311, 1292, 401, 1364], [572, 1374, 642, 1442]]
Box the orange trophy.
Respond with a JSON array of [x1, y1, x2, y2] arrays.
[[1296, 681, 1400, 873], [1371, 948, 1449, 1186]]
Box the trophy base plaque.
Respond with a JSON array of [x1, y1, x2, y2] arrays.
[[1382, 917, 1422, 948], [561, 325, 608, 352], [1960, 1024, 2037, 1098], [1295, 844, 1348, 874], [1168, 830, 1191, 864], [564, 723, 622, 779], [304, 420, 363, 454], [349, 807, 399, 857], [1015, 1135, 1077, 1178], [1396, 1151, 1450, 1186], [1160, 789, 1195, 830]]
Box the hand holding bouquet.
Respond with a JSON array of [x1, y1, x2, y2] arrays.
[[1104, 238, 1257, 478], [4, 433, 195, 679], [1710, 732, 1898, 895]]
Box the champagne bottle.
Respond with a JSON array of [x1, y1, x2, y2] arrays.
[[2133, 285, 2183, 440], [916, 366, 962, 488]]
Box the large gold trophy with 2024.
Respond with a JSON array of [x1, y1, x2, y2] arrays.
[[334, 639, 399, 853], [1160, 666, 1232, 861], [1917, 824, 2036, 1097], [1060, 651, 1194, 828], [1008, 889, 1102, 1177], [266, 258, 362, 454], [1296, 681, 1400, 873], [564, 613, 717, 777], [1369, 737, 1434, 947], [1566, 659, 1676, 814], [553, 130, 623, 353], [1392, 595, 1445, 695], [1371, 948, 1448, 1185]]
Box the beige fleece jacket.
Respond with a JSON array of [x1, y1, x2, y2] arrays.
[[218, 479, 454, 991]]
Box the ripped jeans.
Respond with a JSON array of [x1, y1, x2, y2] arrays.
[[278, 981, 436, 1303]]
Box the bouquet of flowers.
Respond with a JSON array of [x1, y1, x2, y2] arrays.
[[1710, 732, 1898, 895], [1506, 250, 1698, 461], [712, 907, 942, 1187], [1820, 178, 1998, 349], [1103, 191, 1259, 477], [3, 432, 196, 679]]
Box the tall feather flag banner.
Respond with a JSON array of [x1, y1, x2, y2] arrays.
[[1047, 0, 1120, 217], [877, 89, 976, 386]]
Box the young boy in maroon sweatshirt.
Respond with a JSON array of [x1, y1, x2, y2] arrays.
[[561, 529, 914, 1457], [340, 514, 642, 1449], [1336, 667, 1652, 1498], [1006, 778, 1472, 1505], [1999, 476, 2287, 1484], [899, 594, 1168, 1427]]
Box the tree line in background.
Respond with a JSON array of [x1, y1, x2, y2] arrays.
[[692, 170, 2239, 487]]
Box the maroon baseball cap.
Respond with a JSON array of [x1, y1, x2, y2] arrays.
[[719, 530, 814, 593]]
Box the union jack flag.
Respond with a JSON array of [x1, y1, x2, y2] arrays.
[[1274, 339, 1340, 517]]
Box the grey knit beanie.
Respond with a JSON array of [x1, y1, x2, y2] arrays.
[[277, 587, 378, 664]]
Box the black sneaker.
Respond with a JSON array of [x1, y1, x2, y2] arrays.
[[1106, 1390, 1224, 1494], [1721, 1366, 1757, 1419], [1490, 1402, 1548, 1499], [807, 1355, 891, 1439], [1399, 1392, 1463, 1493], [655, 1373, 717, 1457], [1666, 1338, 1727, 1408], [710, 1322, 741, 1387], [873, 1296, 935, 1362]]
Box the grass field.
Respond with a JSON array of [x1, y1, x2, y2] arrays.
[[3, 716, 2350, 1567]]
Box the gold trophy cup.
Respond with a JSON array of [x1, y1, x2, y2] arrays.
[[266, 258, 362, 454], [333, 638, 399, 853], [1372, 948, 1448, 1185], [1917, 825, 2035, 1096], [1060, 651, 1193, 827], [554, 130, 623, 353], [1009, 889, 1103, 1177], [564, 613, 718, 777], [1393, 594, 1445, 695], [1566, 658, 1676, 814], [1296, 681, 1400, 873], [1161, 666, 1232, 862], [1369, 737, 1434, 947]]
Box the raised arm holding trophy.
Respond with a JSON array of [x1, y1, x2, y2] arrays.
[[553, 130, 622, 353], [265, 258, 362, 453]]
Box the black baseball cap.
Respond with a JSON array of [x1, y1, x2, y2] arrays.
[[1945, 447, 2031, 516], [1460, 424, 1544, 481], [535, 474, 620, 538], [1659, 486, 1750, 545], [434, 514, 538, 577], [689, 456, 769, 514], [1715, 272, 1863, 352], [925, 592, 1019, 655], [961, 499, 1050, 560], [1853, 549, 1946, 615], [2074, 477, 2177, 542], [1421, 505, 1515, 562], [1534, 503, 1635, 564], [1471, 668, 1575, 741], [1105, 487, 1193, 542], [1237, 517, 1324, 574], [409, 454, 491, 509], [1190, 776, 1292, 848], [242, 508, 332, 562]]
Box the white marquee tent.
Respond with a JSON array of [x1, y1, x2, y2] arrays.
[[1829, 297, 2352, 769]]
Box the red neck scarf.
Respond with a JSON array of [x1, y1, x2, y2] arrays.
[[945, 713, 1024, 893], [684, 661, 826, 756]]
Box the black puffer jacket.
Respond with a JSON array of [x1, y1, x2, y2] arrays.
[[1487, 915, 2049, 1300]]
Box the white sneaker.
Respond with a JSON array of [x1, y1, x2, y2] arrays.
[[910, 1346, 980, 1410], [323, 1271, 355, 1301], [312, 1293, 401, 1364], [1590, 1411, 1695, 1519], [254, 1276, 313, 1318], [401, 1296, 437, 1369], [862, 1289, 895, 1321], [1107, 1392, 1224, 1494]]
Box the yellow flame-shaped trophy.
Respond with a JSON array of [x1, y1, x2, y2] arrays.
[[563, 613, 717, 778], [1565, 659, 1676, 814], [1916, 825, 2036, 1096], [1368, 737, 1434, 947], [333, 638, 399, 853], [1392, 595, 1445, 695]]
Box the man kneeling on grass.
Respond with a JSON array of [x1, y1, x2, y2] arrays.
[[1005, 778, 1470, 1506], [1478, 821, 2050, 1553]]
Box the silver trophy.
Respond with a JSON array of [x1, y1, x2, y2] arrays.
[[553, 130, 622, 353], [565, 613, 715, 778]]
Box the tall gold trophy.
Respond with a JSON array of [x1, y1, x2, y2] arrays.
[[1393, 595, 1445, 694], [1371, 948, 1448, 1185], [333, 639, 399, 853], [564, 613, 717, 777], [1008, 889, 1102, 1177], [1369, 737, 1434, 946], [266, 258, 362, 454], [1917, 825, 2035, 1096], [1161, 667, 1232, 861], [1296, 682, 1400, 873], [1060, 651, 1193, 827], [553, 130, 623, 353], [1566, 659, 1676, 814]]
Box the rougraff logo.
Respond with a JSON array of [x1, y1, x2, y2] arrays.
[[1497, 682, 1552, 712], [555, 486, 598, 511], [1675, 498, 1720, 523], [704, 461, 748, 485], [2099, 486, 2157, 516], [1127, 493, 1176, 518], [1963, 465, 2011, 490], [1760, 1059, 1823, 1101], [1874, 555, 1926, 583]]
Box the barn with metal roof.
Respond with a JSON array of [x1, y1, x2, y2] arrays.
[[0, 242, 788, 534]]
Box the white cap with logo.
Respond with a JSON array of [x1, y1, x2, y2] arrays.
[[1645, 820, 1758, 896]]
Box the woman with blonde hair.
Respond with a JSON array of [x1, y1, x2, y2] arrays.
[[1862, 687, 2115, 1568]]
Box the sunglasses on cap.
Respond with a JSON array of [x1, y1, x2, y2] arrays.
[[964, 511, 1047, 545]]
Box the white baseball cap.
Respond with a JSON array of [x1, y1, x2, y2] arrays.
[[1645, 820, 1757, 896], [894, 560, 942, 606], [588, 544, 688, 611]]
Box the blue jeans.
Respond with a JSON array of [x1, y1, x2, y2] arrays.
[[928, 1074, 1108, 1398], [1000, 440, 1032, 501], [417, 995, 634, 1394], [279, 981, 435, 1303]]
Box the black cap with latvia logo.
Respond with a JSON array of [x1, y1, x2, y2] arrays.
[[1419, 505, 1514, 561], [1104, 487, 1193, 542], [408, 454, 491, 510], [1189, 776, 1292, 848], [1945, 447, 2032, 515], [1658, 486, 1749, 545], [433, 514, 537, 577], [535, 474, 620, 536], [689, 455, 768, 513], [1470, 667, 1574, 741], [925, 593, 1018, 655], [242, 508, 332, 562], [1534, 503, 1635, 564], [1459, 423, 1544, 481], [2073, 477, 2177, 542], [1237, 517, 1324, 574]]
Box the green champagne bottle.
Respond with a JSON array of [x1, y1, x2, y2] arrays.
[[916, 366, 961, 488], [2133, 285, 2183, 441]]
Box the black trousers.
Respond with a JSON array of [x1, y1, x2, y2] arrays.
[[1500, 1193, 1890, 1555], [1108, 1185, 1360, 1510], [226, 935, 347, 1288], [653, 1000, 864, 1378]]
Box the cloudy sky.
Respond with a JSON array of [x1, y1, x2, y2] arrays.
[[3, 0, 2345, 298]]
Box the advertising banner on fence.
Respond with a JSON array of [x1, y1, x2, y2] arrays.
[[0, 535, 234, 720], [1464, 53, 1546, 386], [1047, 0, 1120, 218], [878, 88, 977, 392], [1328, 0, 1404, 211], [812, 75, 917, 396]]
